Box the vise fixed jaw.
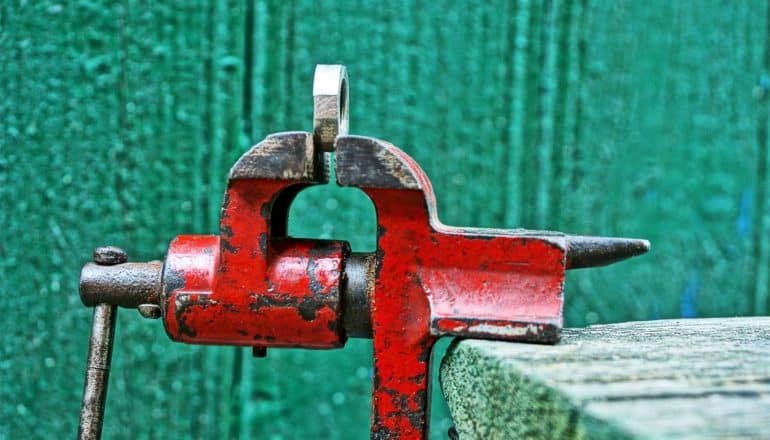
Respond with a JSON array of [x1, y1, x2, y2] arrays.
[[77, 64, 649, 440]]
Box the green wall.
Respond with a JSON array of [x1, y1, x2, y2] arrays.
[[2, 1, 768, 438]]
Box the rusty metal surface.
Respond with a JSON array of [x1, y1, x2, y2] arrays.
[[566, 235, 650, 269], [76, 64, 650, 440], [78, 304, 117, 440], [342, 252, 375, 339], [80, 262, 162, 308], [137, 304, 162, 319], [229, 131, 326, 182], [92, 246, 128, 265], [78, 248, 125, 440], [336, 135, 423, 190]]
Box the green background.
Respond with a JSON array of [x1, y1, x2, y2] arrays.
[[2, 0, 768, 438]]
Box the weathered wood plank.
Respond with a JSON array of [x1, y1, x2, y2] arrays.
[[440, 318, 770, 439]]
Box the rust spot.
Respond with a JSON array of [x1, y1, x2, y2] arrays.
[[407, 373, 426, 384], [259, 233, 268, 255], [248, 293, 326, 322], [297, 299, 319, 321], [371, 427, 398, 440], [407, 391, 426, 429], [221, 238, 238, 254], [260, 200, 272, 219], [464, 233, 497, 241], [174, 297, 198, 338]]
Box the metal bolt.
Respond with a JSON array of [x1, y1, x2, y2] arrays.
[[93, 246, 127, 266], [313, 64, 349, 152], [79, 245, 125, 440], [137, 304, 162, 319]]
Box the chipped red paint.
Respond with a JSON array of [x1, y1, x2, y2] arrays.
[[162, 178, 348, 349], [160, 139, 566, 439], [77, 69, 649, 440], [355, 142, 565, 439]]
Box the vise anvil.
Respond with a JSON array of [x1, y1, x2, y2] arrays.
[[77, 64, 649, 439]]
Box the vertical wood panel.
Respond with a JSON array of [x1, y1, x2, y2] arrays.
[[753, 2, 770, 316], [565, 0, 766, 327]]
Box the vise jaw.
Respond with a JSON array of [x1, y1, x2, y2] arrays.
[[77, 65, 649, 440]]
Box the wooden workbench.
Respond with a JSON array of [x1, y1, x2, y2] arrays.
[[440, 318, 770, 439]]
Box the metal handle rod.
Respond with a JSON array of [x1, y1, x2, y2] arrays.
[[77, 304, 117, 440]]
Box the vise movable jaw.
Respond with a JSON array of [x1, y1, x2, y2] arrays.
[[77, 65, 649, 440]]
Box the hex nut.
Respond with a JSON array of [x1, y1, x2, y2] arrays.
[[313, 64, 349, 152]]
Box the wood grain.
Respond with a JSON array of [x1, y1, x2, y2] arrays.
[[441, 318, 770, 439]]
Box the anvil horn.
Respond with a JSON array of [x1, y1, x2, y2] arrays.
[[566, 235, 650, 269]]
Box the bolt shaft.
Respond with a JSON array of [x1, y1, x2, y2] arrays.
[[78, 247, 125, 440]]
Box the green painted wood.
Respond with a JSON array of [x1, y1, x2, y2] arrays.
[[440, 318, 770, 439], [563, 0, 769, 327], [1, 1, 769, 438]]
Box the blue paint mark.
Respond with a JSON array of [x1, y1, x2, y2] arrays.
[[760, 74, 770, 91], [680, 272, 699, 318], [736, 187, 752, 240]]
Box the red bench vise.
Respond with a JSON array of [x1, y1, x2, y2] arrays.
[[77, 65, 649, 439]]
